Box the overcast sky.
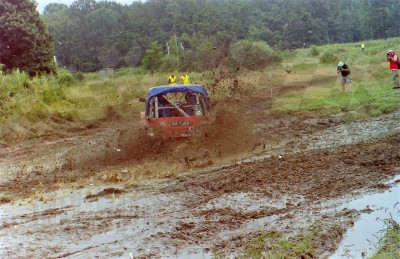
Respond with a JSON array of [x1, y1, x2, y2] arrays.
[[35, 0, 135, 13]]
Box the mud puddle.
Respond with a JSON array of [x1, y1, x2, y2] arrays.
[[330, 174, 400, 259], [0, 105, 399, 257], [0, 182, 179, 258]]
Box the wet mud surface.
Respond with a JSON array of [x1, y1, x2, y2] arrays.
[[0, 78, 400, 258]]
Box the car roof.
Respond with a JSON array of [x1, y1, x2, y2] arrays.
[[145, 84, 209, 116], [147, 84, 208, 100]]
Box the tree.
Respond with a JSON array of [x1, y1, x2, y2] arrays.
[[0, 0, 55, 75], [43, 3, 68, 15], [142, 41, 164, 74]]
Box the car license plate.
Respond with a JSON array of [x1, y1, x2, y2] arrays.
[[168, 121, 192, 127]]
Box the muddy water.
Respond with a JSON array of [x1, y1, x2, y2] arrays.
[[330, 175, 400, 259], [0, 183, 184, 258], [1, 110, 399, 258]]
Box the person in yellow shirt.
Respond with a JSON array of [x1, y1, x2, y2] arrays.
[[361, 43, 365, 53], [168, 74, 176, 85], [181, 72, 190, 84]]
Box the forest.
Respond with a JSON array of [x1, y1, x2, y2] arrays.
[[40, 0, 400, 73], [1, 0, 400, 75]]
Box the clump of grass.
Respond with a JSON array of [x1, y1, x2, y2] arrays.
[[0, 70, 31, 118], [0, 194, 14, 204], [244, 230, 315, 258], [309, 45, 319, 57], [319, 52, 339, 65], [292, 63, 318, 72], [244, 223, 347, 258], [371, 211, 400, 259], [57, 69, 74, 86]]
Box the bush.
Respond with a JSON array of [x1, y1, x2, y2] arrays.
[[80, 62, 99, 72], [75, 72, 84, 81], [309, 45, 319, 57], [162, 55, 179, 72], [57, 69, 74, 86], [230, 40, 282, 70], [319, 52, 339, 64]]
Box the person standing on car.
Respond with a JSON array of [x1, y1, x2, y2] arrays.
[[168, 73, 176, 85], [337, 61, 351, 92], [181, 71, 190, 85], [386, 50, 400, 89]]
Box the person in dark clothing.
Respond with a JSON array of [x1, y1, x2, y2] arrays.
[[337, 61, 352, 92]]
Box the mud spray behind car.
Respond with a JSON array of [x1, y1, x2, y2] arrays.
[[140, 84, 212, 138]]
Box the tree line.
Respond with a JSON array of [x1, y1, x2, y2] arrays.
[[1, 0, 400, 75]]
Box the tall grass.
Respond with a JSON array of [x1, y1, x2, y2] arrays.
[[371, 213, 400, 259], [0, 68, 214, 127], [0, 68, 148, 138]]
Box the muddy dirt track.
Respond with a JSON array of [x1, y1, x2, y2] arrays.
[[0, 76, 400, 258]]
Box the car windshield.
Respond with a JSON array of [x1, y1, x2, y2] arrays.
[[148, 92, 208, 118]]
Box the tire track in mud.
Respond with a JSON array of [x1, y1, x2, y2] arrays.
[[1, 114, 399, 258]]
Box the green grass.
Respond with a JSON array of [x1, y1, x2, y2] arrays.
[[244, 230, 315, 258], [371, 214, 400, 259], [243, 223, 347, 258], [291, 37, 400, 66], [271, 65, 400, 120], [270, 37, 400, 121]]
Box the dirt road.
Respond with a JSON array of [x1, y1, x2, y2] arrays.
[[0, 79, 399, 258]]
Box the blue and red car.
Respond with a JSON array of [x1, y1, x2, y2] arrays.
[[140, 84, 212, 138]]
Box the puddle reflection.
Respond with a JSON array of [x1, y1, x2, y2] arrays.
[[330, 175, 400, 258]]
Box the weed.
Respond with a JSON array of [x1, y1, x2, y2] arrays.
[[0, 194, 14, 204], [371, 208, 400, 259], [244, 230, 316, 258]]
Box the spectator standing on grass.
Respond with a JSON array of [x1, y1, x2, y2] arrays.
[[337, 61, 352, 92], [361, 43, 365, 53], [181, 71, 190, 85], [168, 73, 176, 85], [386, 50, 400, 89]]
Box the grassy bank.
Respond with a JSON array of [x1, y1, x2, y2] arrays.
[[241, 224, 345, 258], [271, 37, 400, 120], [371, 215, 400, 259], [1, 37, 400, 143]]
